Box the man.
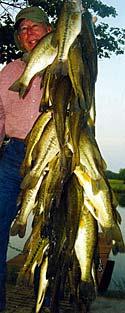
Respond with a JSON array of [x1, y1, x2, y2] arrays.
[[0, 6, 52, 313]]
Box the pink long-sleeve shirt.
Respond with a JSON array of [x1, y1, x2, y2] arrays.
[[0, 58, 43, 145]]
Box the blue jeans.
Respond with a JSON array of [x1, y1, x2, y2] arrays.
[[0, 138, 25, 309]]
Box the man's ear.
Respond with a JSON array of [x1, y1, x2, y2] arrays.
[[17, 33, 21, 43], [47, 26, 53, 33]]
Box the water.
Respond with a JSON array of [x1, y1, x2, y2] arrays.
[[7, 205, 125, 291], [108, 205, 125, 291], [7, 213, 33, 260]]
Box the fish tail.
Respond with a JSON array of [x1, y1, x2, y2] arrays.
[[104, 224, 124, 245], [39, 101, 50, 113], [17, 270, 31, 287], [9, 80, 27, 98], [18, 224, 27, 238], [16, 272, 26, 286], [10, 220, 20, 236], [112, 240, 125, 255], [79, 280, 96, 309], [11, 220, 26, 238]]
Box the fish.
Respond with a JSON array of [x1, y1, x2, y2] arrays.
[[19, 111, 52, 176], [39, 66, 52, 113], [78, 124, 107, 178], [17, 236, 49, 287], [67, 38, 91, 170], [35, 172, 48, 219], [35, 256, 49, 313], [74, 167, 124, 245], [64, 173, 83, 254], [46, 192, 67, 279], [47, 174, 84, 302], [50, 74, 72, 168], [9, 31, 58, 98], [50, 0, 82, 75], [83, 195, 125, 254], [20, 118, 60, 189], [74, 204, 98, 310], [80, 10, 98, 87], [68, 250, 81, 305], [43, 146, 72, 221], [68, 123, 107, 180], [86, 90, 96, 136], [112, 239, 125, 255], [79, 10, 98, 134], [10, 175, 43, 238], [68, 38, 88, 113], [68, 95, 83, 171], [23, 215, 42, 256]]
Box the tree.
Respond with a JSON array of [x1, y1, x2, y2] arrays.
[[119, 169, 125, 180], [0, 0, 125, 64]]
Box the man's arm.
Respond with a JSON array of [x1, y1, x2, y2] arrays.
[[0, 95, 5, 147]]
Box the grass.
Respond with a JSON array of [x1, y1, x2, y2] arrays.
[[108, 179, 125, 207], [108, 179, 125, 191]]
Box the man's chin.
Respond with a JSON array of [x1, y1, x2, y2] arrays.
[[29, 43, 37, 50]]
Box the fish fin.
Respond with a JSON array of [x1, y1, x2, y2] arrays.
[[102, 158, 107, 170], [113, 207, 122, 224], [51, 33, 58, 48], [84, 198, 98, 221], [91, 179, 101, 195], [20, 171, 38, 189], [82, 171, 91, 182], [21, 51, 30, 63], [71, 150, 80, 172], [20, 173, 31, 189], [16, 190, 23, 206], [49, 58, 68, 76]]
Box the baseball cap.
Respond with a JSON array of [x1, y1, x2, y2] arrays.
[[14, 6, 49, 51]]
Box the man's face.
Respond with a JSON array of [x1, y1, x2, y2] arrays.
[[18, 19, 52, 51]]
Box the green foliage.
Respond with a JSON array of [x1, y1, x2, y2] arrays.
[[95, 24, 125, 58], [106, 169, 125, 180], [119, 168, 125, 180], [105, 170, 118, 179], [118, 194, 125, 207], [108, 179, 125, 190], [0, 0, 125, 63], [0, 14, 22, 64], [108, 178, 125, 207]]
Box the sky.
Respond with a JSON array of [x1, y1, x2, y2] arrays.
[[95, 0, 125, 172]]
